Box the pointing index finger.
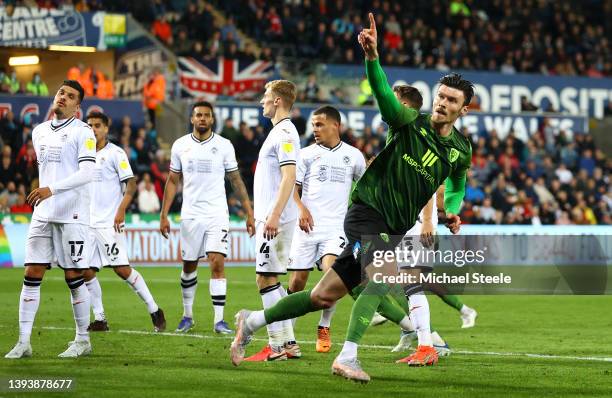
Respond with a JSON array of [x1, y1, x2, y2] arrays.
[[369, 12, 376, 32]]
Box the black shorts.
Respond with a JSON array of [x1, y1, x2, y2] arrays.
[[331, 202, 404, 292]]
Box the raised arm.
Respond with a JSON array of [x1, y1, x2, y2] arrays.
[[359, 13, 418, 129]]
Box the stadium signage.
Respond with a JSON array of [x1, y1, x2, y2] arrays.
[[325, 65, 611, 118], [0, 7, 125, 49], [0, 94, 144, 125], [213, 102, 588, 141]]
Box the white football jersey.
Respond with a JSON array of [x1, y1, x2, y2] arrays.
[[297, 142, 366, 228], [170, 133, 238, 220], [32, 116, 96, 224], [253, 118, 300, 224], [90, 142, 134, 228]]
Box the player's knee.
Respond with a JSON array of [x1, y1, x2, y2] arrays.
[[310, 291, 334, 310], [83, 268, 96, 281], [113, 266, 131, 280], [24, 265, 46, 279], [183, 261, 198, 273]]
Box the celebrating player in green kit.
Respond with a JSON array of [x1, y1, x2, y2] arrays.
[[231, 12, 473, 382]]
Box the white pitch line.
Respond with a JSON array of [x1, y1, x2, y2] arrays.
[[43, 276, 256, 285], [33, 326, 612, 363]]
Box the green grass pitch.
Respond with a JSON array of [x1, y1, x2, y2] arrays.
[[1, 266, 611, 397]]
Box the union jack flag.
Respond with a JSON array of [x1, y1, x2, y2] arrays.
[[178, 57, 273, 98]]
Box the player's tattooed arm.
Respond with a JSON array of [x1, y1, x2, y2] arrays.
[[227, 170, 255, 237], [160, 170, 181, 239], [114, 177, 136, 233], [421, 195, 436, 248]]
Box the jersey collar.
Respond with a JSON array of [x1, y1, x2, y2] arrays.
[[191, 132, 215, 144], [50, 116, 75, 131], [273, 117, 291, 127], [317, 141, 342, 152]]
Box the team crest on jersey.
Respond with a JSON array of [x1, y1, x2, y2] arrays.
[[343, 155, 350, 165], [317, 165, 328, 181], [449, 148, 459, 163], [211, 147, 218, 154], [61, 133, 68, 142]]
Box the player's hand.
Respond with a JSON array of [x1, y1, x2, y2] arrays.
[[264, 213, 280, 240], [160, 216, 171, 239], [420, 220, 435, 248], [445, 213, 461, 234], [113, 210, 126, 233], [298, 206, 314, 233], [358, 12, 378, 60], [246, 212, 256, 238], [27, 187, 52, 206]]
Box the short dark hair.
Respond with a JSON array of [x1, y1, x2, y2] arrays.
[[393, 85, 423, 110], [86, 111, 109, 126], [191, 100, 214, 115], [438, 73, 474, 106], [61, 80, 85, 103], [312, 105, 341, 124]]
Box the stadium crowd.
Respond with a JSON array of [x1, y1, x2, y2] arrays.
[[207, 0, 610, 77], [3, 105, 609, 225]]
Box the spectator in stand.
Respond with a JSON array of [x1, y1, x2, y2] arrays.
[[220, 118, 240, 143], [290, 108, 306, 138], [137, 173, 160, 213], [67, 63, 85, 82], [150, 149, 169, 200], [303, 74, 320, 103], [143, 69, 166, 127], [0, 111, 22, 150], [10, 192, 32, 214], [579, 149, 596, 176], [25, 73, 48, 96], [3, 69, 20, 94], [151, 14, 172, 44]]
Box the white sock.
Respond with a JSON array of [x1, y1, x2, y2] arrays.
[[126, 269, 159, 314], [246, 310, 267, 332], [209, 278, 227, 324], [85, 277, 105, 321], [337, 341, 358, 361], [279, 286, 296, 344], [399, 315, 414, 332], [460, 304, 472, 315], [180, 270, 198, 318], [261, 283, 284, 349], [318, 303, 336, 328], [19, 277, 42, 344], [409, 292, 432, 346], [67, 277, 90, 343]]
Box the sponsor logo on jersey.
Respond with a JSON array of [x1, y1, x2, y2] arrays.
[[402, 153, 436, 185], [119, 160, 129, 170], [421, 149, 439, 167], [419, 127, 428, 137]]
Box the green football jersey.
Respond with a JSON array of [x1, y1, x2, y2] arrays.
[[351, 59, 472, 233]]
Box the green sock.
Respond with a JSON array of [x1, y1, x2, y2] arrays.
[[346, 292, 382, 344], [263, 290, 317, 324], [377, 294, 407, 324], [440, 294, 464, 311], [345, 281, 391, 343]]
